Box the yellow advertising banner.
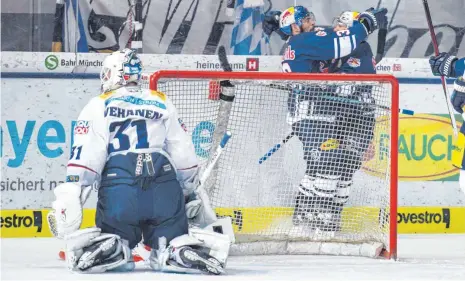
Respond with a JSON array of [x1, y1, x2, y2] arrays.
[[1, 207, 464, 238]]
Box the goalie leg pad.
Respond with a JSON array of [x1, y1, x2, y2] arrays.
[[150, 227, 231, 275], [64, 228, 134, 273]]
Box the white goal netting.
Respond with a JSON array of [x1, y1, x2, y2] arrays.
[[143, 71, 398, 259]]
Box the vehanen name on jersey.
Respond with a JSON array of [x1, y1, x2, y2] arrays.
[[104, 107, 164, 120]]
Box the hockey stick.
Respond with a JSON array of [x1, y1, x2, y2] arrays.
[[422, 0, 458, 136], [131, 0, 144, 52], [258, 133, 294, 164], [374, 9, 388, 64], [192, 131, 232, 226], [218, 46, 233, 73], [374, 0, 399, 64]]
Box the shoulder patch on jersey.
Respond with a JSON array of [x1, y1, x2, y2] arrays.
[[66, 175, 80, 182], [151, 90, 166, 101], [99, 90, 115, 100], [74, 120, 90, 135]]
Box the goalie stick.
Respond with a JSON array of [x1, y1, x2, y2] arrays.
[[195, 131, 232, 224], [422, 0, 458, 136], [59, 132, 232, 261]]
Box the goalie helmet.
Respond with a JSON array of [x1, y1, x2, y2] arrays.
[[100, 48, 143, 93], [279, 6, 315, 36], [333, 11, 360, 28]]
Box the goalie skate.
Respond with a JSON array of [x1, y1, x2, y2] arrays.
[[169, 246, 224, 275]]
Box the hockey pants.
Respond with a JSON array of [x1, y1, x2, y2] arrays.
[[95, 152, 188, 250]]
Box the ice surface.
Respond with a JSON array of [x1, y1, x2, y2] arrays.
[[1, 235, 464, 280]]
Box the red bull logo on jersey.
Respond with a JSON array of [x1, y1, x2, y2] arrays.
[[73, 120, 90, 135], [347, 57, 361, 68], [283, 45, 295, 60]]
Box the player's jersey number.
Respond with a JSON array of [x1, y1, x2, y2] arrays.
[[109, 120, 149, 153]]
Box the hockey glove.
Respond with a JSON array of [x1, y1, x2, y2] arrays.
[[429, 52, 458, 77], [451, 76, 465, 114], [359, 8, 388, 34], [263, 10, 290, 40], [47, 183, 92, 239], [182, 168, 203, 219]]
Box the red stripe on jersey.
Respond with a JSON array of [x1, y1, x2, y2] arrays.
[[67, 163, 98, 174]]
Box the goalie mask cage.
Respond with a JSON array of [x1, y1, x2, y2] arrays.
[[147, 71, 398, 260]]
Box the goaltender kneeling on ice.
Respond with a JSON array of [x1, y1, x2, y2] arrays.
[[46, 49, 235, 275]]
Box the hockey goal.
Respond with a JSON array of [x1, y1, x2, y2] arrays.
[[146, 70, 398, 260]]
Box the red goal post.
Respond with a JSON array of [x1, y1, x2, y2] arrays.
[[147, 71, 398, 259]]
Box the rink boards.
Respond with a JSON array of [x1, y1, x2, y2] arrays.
[[1, 206, 464, 238]]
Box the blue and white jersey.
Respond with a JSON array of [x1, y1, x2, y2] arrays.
[[281, 21, 368, 73], [67, 86, 199, 189]]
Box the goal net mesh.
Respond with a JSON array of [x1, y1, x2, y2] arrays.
[[144, 72, 397, 258]]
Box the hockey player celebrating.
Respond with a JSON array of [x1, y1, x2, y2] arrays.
[[264, 6, 387, 73], [47, 49, 231, 275], [264, 7, 384, 233], [290, 11, 378, 233], [429, 53, 465, 194]]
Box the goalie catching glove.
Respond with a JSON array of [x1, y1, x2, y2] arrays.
[[47, 183, 93, 239]]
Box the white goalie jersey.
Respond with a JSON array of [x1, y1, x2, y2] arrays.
[[66, 86, 199, 190]]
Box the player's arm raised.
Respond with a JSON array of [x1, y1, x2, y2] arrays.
[[292, 10, 386, 61]]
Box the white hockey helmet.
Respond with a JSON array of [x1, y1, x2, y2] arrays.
[[100, 48, 143, 93], [333, 11, 360, 28]]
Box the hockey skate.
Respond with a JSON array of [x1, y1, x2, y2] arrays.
[[291, 191, 344, 240], [169, 246, 224, 275], [151, 241, 225, 275]]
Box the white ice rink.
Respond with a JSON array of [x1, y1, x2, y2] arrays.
[[1, 235, 464, 280]]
